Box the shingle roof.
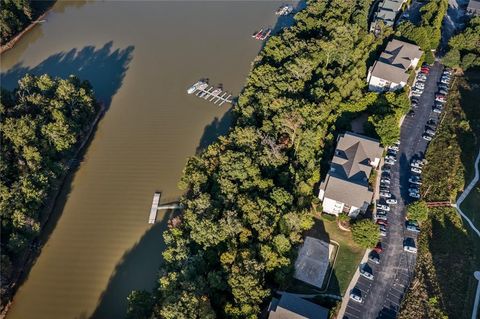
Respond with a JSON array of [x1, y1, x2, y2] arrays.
[[322, 132, 383, 208], [268, 293, 329, 319], [370, 39, 422, 84], [468, 0, 480, 11]]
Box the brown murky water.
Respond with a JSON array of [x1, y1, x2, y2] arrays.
[[1, 1, 297, 318]]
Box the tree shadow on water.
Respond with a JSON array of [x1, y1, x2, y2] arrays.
[[196, 108, 234, 154], [90, 211, 172, 319], [1, 41, 134, 108]]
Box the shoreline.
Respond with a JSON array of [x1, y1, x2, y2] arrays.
[[0, 6, 53, 55], [0, 102, 106, 318]]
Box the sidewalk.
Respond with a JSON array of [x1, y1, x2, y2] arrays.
[[336, 248, 371, 318]]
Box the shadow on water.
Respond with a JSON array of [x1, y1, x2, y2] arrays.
[[1, 41, 134, 108], [90, 211, 172, 319], [195, 108, 234, 154], [1, 42, 134, 305]]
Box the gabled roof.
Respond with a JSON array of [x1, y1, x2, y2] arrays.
[[268, 293, 329, 319], [321, 132, 383, 208], [468, 0, 480, 11]]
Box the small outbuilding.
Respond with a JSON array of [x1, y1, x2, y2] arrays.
[[293, 237, 332, 289]]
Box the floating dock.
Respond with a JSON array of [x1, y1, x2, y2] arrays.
[[148, 192, 161, 224], [252, 28, 271, 41], [187, 81, 233, 106]]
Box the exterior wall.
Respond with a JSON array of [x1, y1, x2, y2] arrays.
[[410, 57, 420, 69], [348, 202, 369, 218], [369, 75, 405, 92], [370, 157, 381, 168], [319, 188, 325, 201], [322, 197, 344, 216]]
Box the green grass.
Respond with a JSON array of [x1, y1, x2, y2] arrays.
[[300, 215, 365, 296]]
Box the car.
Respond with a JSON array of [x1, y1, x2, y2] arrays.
[[420, 69, 429, 74], [440, 78, 450, 85], [382, 168, 391, 175], [408, 109, 415, 117], [408, 187, 419, 194], [441, 75, 451, 80], [377, 204, 390, 211], [377, 219, 388, 226], [360, 265, 374, 280], [385, 159, 395, 166], [380, 229, 387, 237], [433, 107, 442, 114], [380, 178, 390, 184], [376, 210, 388, 217], [425, 129, 435, 136], [385, 155, 396, 161], [407, 220, 419, 227], [411, 102, 419, 108], [422, 134, 432, 141], [350, 291, 363, 303], [387, 150, 397, 157], [415, 84, 425, 90], [427, 119, 437, 126], [409, 192, 421, 198], [406, 224, 420, 232], [380, 191, 391, 198], [412, 88, 424, 94], [409, 177, 422, 185], [434, 101, 445, 108], [374, 242, 383, 253], [436, 93, 446, 100], [368, 251, 380, 264], [411, 167, 422, 174], [410, 183, 421, 189], [404, 245, 417, 253], [404, 238, 417, 253], [386, 198, 397, 205], [438, 85, 449, 91], [438, 88, 448, 94], [411, 161, 422, 168], [388, 145, 399, 151], [412, 91, 422, 97], [410, 96, 420, 103], [376, 214, 388, 221]]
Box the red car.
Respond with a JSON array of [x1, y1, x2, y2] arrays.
[[374, 242, 383, 253], [377, 219, 388, 226], [420, 69, 430, 74]]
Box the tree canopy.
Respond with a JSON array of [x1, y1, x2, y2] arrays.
[[0, 74, 98, 298], [130, 0, 393, 317], [406, 201, 429, 223], [351, 219, 379, 248], [442, 16, 480, 70]]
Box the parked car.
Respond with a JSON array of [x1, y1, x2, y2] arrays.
[[360, 265, 374, 280], [409, 192, 421, 199], [404, 238, 417, 253], [438, 89, 448, 95], [409, 177, 422, 185], [388, 145, 399, 151], [410, 96, 420, 103], [422, 134, 432, 141], [420, 69, 429, 74], [425, 129, 436, 136], [384, 159, 395, 166], [382, 168, 391, 175], [411, 161, 422, 169], [380, 178, 390, 184], [408, 109, 415, 117], [406, 224, 420, 233], [374, 242, 383, 253], [412, 91, 422, 97], [368, 251, 380, 264], [411, 167, 422, 174], [386, 198, 397, 205], [415, 83, 425, 89], [376, 215, 388, 222], [411, 102, 419, 108], [385, 155, 396, 161], [377, 219, 388, 226], [350, 290, 363, 303], [377, 204, 390, 211], [380, 191, 391, 198], [433, 107, 442, 114], [427, 119, 437, 126]]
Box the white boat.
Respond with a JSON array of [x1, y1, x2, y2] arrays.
[[275, 5, 293, 16], [197, 83, 208, 90], [187, 81, 203, 94], [210, 88, 222, 96]]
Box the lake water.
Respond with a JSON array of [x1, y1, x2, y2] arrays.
[[0, 1, 297, 318]]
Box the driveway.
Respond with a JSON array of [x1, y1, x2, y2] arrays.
[[343, 62, 445, 319]]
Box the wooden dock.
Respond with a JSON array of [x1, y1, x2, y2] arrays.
[[187, 82, 233, 106], [148, 192, 161, 224]]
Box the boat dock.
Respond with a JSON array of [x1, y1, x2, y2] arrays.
[[187, 81, 233, 106], [148, 192, 161, 224]]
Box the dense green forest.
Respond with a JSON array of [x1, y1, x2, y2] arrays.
[[126, 0, 396, 318], [0, 0, 54, 45], [0, 74, 98, 299], [396, 0, 448, 63], [399, 71, 480, 318], [443, 16, 480, 70]]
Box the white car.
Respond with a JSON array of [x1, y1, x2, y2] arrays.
[[377, 204, 390, 211], [386, 198, 397, 205], [409, 177, 422, 185], [411, 167, 422, 174], [422, 134, 432, 141], [385, 159, 395, 166], [404, 245, 417, 253], [350, 292, 362, 303], [380, 178, 390, 184], [388, 145, 399, 151], [360, 267, 374, 280], [409, 192, 421, 199], [380, 192, 391, 198]]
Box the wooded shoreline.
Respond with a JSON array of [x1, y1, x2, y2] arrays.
[[0, 102, 105, 318]]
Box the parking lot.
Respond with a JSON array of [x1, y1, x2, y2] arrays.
[[343, 62, 446, 319]]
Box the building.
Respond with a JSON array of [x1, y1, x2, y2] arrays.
[[318, 132, 383, 217], [367, 39, 423, 92], [370, 0, 407, 32], [467, 0, 480, 15], [293, 237, 331, 289], [268, 293, 329, 319]]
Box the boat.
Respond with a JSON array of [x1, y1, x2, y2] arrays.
[[198, 91, 207, 98], [275, 5, 293, 16], [210, 88, 222, 96], [187, 81, 203, 94], [259, 29, 271, 40], [252, 29, 263, 39], [197, 83, 208, 90]]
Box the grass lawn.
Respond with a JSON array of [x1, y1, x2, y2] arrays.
[[302, 215, 365, 296]]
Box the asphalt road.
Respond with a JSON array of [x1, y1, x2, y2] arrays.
[[343, 62, 445, 319]]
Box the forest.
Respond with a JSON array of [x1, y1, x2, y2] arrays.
[[125, 0, 399, 318], [443, 16, 480, 70], [0, 74, 99, 302], [0, 0, 54, 45]]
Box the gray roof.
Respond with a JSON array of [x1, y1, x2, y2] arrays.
[[322, 132, 383, 208], [379, 0, 404, 12], [293, 237, 330, 289], [376, 9, 397, 24], [269, 293, 329, 319], [468, 0, 480, 12], [370, 39, 422, 83]]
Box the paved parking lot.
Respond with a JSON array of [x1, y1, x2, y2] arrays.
[[343, 62, 445, 319]]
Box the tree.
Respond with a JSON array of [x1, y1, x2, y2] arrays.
[[351, 219, 379, 248], [126, 290, 154, 319], [407, 201, 429, 223]]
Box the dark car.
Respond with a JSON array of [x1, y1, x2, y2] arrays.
[[368, 251, 380, 264], [408, 109, 415, 117], [411, 96, 420, 103], [411, 102, 419, 108], [427, 119, 437, 126], [374, 242, 383, 253]]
